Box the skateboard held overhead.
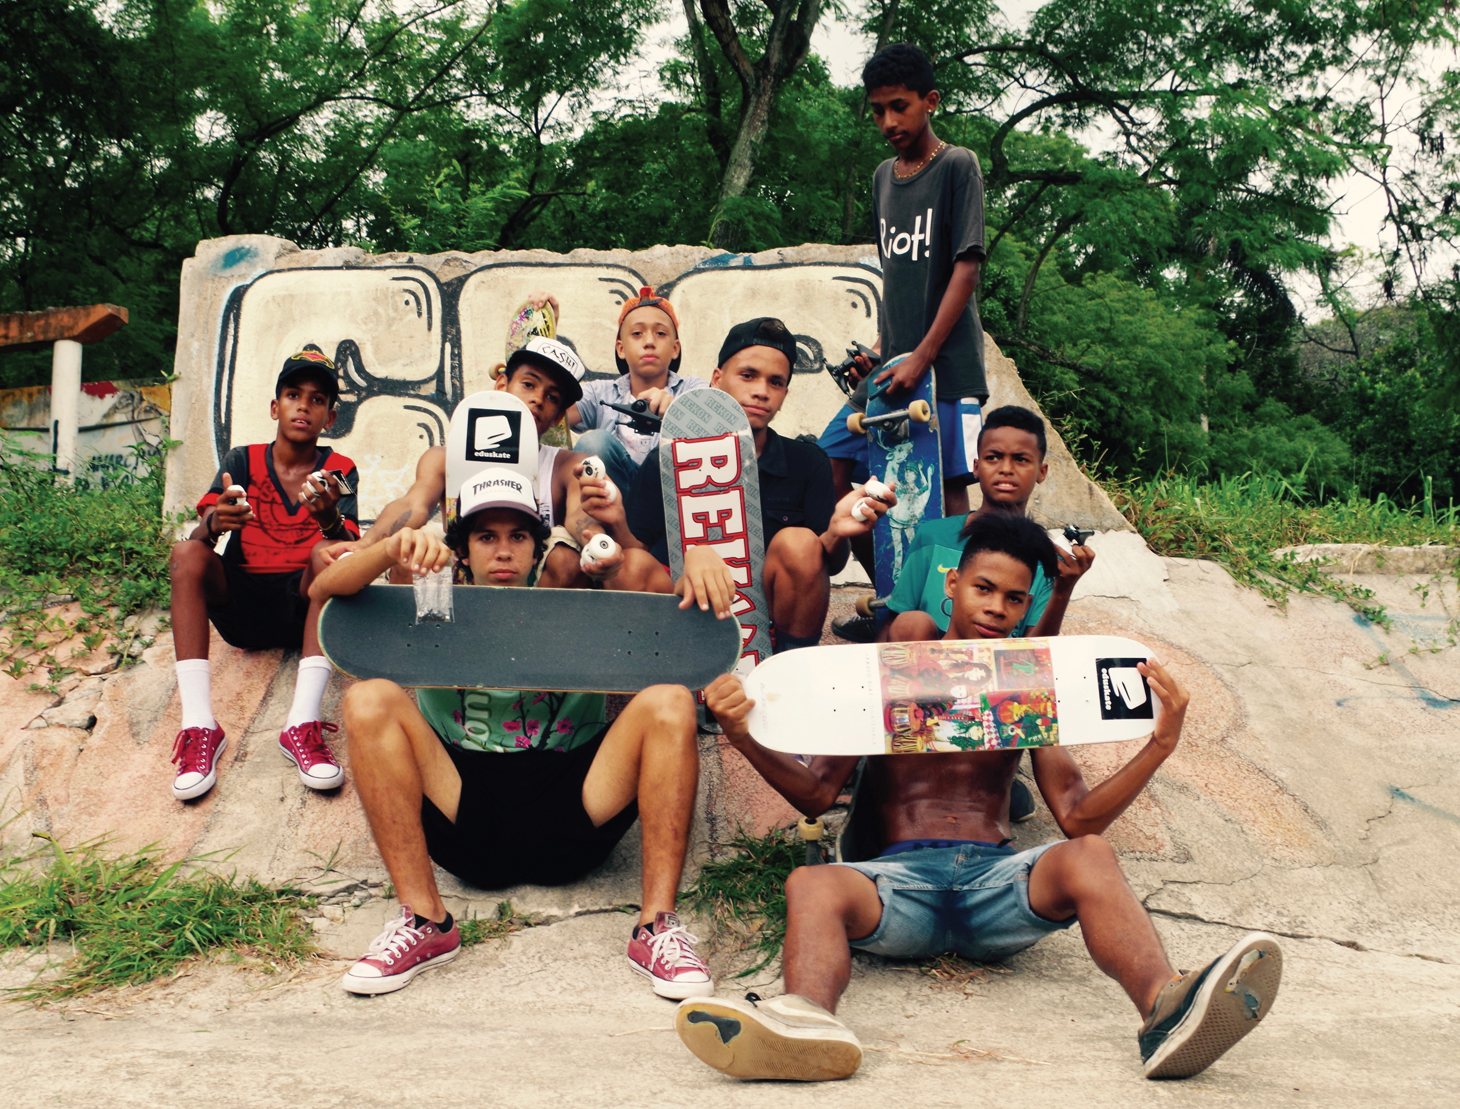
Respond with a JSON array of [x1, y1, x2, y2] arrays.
[[742, 635, 1161, 756], [660, 388, 773, 676], [320, 585, 741, 693], [444, 391, 540, 540]]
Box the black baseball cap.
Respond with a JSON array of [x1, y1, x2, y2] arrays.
[[276, 344, 339, 396], [717, 317, 799, 370]]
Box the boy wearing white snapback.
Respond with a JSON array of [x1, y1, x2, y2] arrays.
[[309, 466, 711, 999]]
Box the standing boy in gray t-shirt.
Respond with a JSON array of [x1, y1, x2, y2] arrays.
[[820, 41, 989, 641]]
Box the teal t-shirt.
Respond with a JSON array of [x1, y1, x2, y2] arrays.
[[886, 515, 1052, 634], [416, 687, 606, 753]]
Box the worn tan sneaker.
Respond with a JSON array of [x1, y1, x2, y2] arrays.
[[1140, 932, 1283, 1079], [676, 993, 862, 1081]]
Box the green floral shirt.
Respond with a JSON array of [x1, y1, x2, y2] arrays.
[[416, 687, 606, 753]]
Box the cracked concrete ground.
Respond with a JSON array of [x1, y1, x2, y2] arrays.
[[0, 542, 1457, 1104]]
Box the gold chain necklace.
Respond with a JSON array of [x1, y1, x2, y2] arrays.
[[894, 140, 947, 179]]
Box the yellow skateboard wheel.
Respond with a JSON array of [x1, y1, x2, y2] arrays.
[[846, 411, 866, 435], [907, 399, 931, 423]]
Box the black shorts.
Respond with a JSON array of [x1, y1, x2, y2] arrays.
[[422, 727, 639, 889], [207, 561, 308, 650]]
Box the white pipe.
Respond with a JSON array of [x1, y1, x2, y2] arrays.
[[51, 338, 82, 482]]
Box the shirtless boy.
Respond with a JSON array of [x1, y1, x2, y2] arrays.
[[678, 513, 1283, 1082]]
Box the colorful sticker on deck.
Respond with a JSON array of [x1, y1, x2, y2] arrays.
[[1095, 658, 1153, 720], [878, 641, 1060, 753]]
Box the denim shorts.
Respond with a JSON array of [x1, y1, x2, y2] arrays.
[[836, 841, 1073, 961], [816, 397, 984, 482]]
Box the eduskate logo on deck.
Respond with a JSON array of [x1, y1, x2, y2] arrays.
[[1095, 658, 1153, 721], [466, 409, 522, 464], [673, 433, 761, 662]]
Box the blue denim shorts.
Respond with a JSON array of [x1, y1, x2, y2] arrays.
[[835, 841, 1073, 961], [817, 397, 983, 482]]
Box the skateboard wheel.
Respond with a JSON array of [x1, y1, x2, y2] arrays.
[[847, 412, 866, 435], [907, 399, 931, 423], [852, 498, 874, 523], [581, 533, 619, 570], [581, 456, 618, 504], [864, 478, 893, 503], [797, 816, 825, 841], [855, 593, 877, 618]]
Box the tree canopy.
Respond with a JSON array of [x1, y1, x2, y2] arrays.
[[2, 0, 1457, 502]]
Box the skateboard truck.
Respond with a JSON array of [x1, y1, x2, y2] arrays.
[[603, 399, 662, 435], [846, 399, 931, 437], [826, 342, 881, 397], [1062, 524, 1094, 547]]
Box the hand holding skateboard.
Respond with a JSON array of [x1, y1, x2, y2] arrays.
[[704, 673, 754, 743], [1138, 658, 1188, 754], [873, 347, 932, 396], [676, 545, 738, 620]]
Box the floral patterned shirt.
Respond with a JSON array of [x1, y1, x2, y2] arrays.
[[416, 687, 606, 754]]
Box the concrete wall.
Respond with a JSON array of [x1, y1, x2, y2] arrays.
[[167, 236, 1129, 531], [0, 380, 170, 474]]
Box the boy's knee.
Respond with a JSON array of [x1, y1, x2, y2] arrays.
[[169, 539, 214, 578], [343, 679, 406, 733], [786, 863, 852, 912], [886, 610, 938, 641], [768, 528, 824, 581], [1057, 835, 1121, 886], [638, 684, 697, 734]]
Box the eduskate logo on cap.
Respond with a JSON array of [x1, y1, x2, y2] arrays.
[[1095, 658, 1153, 721], [466, 409, 523, 464]]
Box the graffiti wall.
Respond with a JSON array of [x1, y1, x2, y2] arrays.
[[1, 381, 170, 474], [169, 237, 881, 524]]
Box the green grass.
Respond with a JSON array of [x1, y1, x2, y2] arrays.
[[683, 827, 802, 977], [1113, 469, 1459, 625], [0, 831, 317, 1001], [0, 444, 180, 691], [458, 900, 526, 947]]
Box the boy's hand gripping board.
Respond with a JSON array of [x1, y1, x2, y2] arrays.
[[320, 585, 741, 692], [742, 635, 1160, 755], [660, 389, 773, 676], [852, 356, 944, 608], [444, 391, 540, 535]]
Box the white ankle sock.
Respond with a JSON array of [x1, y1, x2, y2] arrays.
[[285, 656, 334, 728], [175, 659, 216, 730]]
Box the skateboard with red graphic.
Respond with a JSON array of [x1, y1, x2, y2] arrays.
[[660, 388, 773, 691], [742, 635, 1160, 755]]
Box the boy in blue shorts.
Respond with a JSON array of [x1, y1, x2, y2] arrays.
[[683, 514, 1284, 1083], [819, 42, 990, 556]]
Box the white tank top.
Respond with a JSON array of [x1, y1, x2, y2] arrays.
[[536, 445, 559, 528]]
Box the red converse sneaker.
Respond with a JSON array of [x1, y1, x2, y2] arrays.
[[278, 721, 345, 790], [628, 911, 714, 999], [171, 725, 227, 801], [342, 905, 461, 995]]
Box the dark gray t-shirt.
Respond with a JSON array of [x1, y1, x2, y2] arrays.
[[872, 145, 987, 400]]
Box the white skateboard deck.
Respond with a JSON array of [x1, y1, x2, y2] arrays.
[[445, 391, 540, 522], [743, 636, 1161, 756]]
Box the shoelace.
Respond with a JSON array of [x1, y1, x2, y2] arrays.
[[648, 924, 707, 970], [365, 915, 426, 962], [172, 727, 219, 772], [286, 721, 339, 766]]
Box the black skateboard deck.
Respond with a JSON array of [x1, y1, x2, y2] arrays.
[[320, 585, 741, 692]]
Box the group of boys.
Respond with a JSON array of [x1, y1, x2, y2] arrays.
[[166, 42, 1282, 1086]]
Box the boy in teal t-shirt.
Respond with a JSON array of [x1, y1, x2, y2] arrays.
[[879, 405, 1091, 641]]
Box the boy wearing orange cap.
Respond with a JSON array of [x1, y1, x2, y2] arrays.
[[568, 287, 706, 491]]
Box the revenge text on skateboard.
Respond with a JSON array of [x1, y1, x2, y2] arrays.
[[742, 635, 1160, 756], [660, 388, 773, 677], [320, 585, 741, 692], [851, 355, 943, 610]]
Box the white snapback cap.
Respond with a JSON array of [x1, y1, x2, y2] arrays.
[[457, 466, 539, 523]]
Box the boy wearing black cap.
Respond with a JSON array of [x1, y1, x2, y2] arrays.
[[568, 286, 707, 492], [590, 318, 893, 653], [168, 344, 360, 802]]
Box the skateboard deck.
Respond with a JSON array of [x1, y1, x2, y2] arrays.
[[444, 391, 540, 540], [743, 636, 1160, 755], [320, 585, 741, 692], [858, 357, 943, 608], [504, 300, 556, 360], [660, 388, 773, 676]]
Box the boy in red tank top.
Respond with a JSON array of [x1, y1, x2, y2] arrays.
[[167, 345, 360, 802]]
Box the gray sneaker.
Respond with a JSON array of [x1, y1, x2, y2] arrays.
[[1139, 932, 1283, 1079], [676, 992, 862, 1081]]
